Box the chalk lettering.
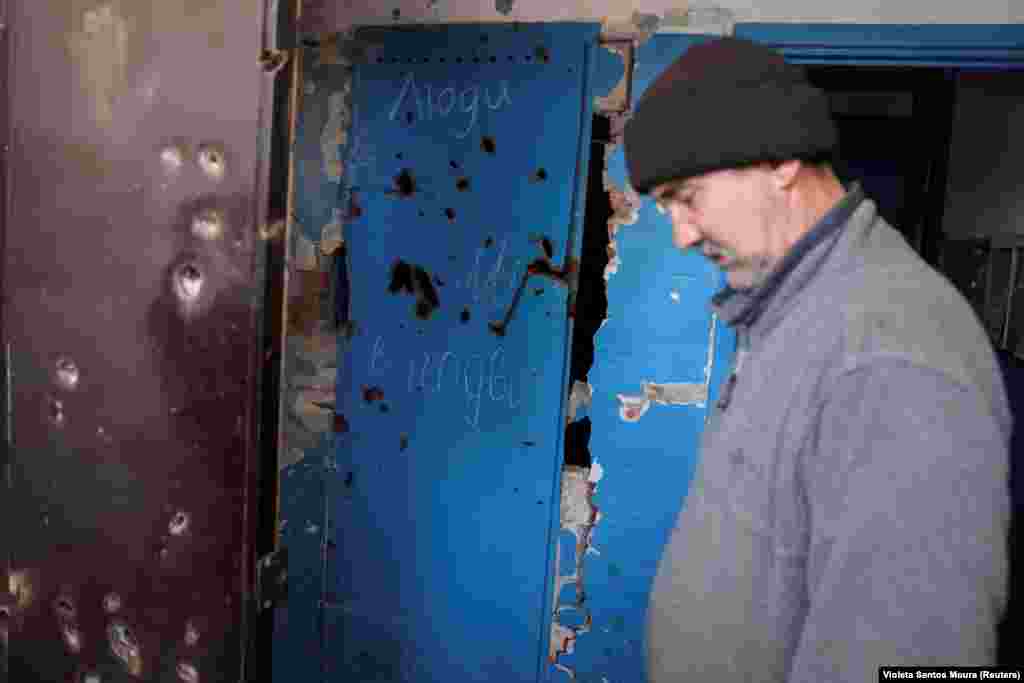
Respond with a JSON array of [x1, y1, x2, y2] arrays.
[[419, 352, 433, 392], [464, 248, 485, 302], [370, 336, 390, 374], [389, 73, 513, 139], [507, 259, 525, 293], [436, 351, 457, 393], [489, 348, 507, 402], [485, 80, 512, 110], [408, 357, 419, 393], [461, 245, 524, 311], [463, 354, 486, 431], [483, 239, 509, 306], [389, 73, 422, 123], [437, 86, 456, 116], [454, 85, 480, 139], [370, 340, 524, 427]]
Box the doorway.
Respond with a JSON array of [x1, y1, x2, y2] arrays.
[[802, 62, 1023, 666]]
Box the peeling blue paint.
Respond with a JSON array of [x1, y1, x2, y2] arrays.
[[577, 33, 736, 682]]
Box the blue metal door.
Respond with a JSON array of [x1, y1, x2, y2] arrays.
[[327, 23, 599, 682]]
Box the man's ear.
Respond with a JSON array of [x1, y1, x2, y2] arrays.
[[770, 159, 802, 190]]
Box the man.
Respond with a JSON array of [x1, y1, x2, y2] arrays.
[[623, 37, 1011, 681]]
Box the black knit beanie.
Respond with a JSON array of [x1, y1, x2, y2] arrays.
[[624, 37, 838, 195]]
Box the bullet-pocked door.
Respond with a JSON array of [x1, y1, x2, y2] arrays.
[[2, 1, 276, 681], [329, 23, 598, 682]]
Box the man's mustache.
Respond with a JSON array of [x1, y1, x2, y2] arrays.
[[700, 243, 736, 262]]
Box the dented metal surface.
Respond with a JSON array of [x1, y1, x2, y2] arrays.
[[3, 0, 275, 679]]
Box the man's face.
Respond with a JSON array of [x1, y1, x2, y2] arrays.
[[651, 165, 784, 290]]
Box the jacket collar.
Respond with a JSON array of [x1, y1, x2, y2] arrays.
[[711, 181, 866, 333]]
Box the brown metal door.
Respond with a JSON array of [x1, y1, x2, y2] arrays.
[[1, 2, 279, 680]]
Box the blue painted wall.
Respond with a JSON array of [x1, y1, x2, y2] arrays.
[[555, 34, 735, 682]]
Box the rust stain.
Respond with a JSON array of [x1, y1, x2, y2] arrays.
[[347, 191, 363, 219], [286, 271, 323, 336], [316, 32, 344, 66], [362, 386, 384, 404], [528, 256, 577, 286]]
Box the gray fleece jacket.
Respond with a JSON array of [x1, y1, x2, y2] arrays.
[[646, 183, 1012, 682]]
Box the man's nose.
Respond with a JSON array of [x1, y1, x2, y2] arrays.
[[672, 218, 702, 250]]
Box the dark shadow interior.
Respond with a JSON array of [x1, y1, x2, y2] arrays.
[[809, 64, 1021, 665]]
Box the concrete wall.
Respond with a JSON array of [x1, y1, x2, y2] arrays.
[[301, 0, 1023, 36]]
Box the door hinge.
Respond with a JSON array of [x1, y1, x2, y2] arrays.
[[256, 547, 288, 611]]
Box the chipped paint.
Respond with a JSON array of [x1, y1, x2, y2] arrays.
[[659, 5, 736, 34], [615, 391, 650, 422], [616, 380, 707, 421], [322, 89, 351, 183], [551, 463, 604, 679], [320, 208, 344, 254], [594, 41, 630, 113], [67, 3, 130, 128], [600, 5, 734, 40], [291, 369, 336, 432], [603, 153, 641, 281], [567, 380, 593, 423], [645, 380, 707, 405], [293, 231, 318, 272], [284, 331, 338, 435]]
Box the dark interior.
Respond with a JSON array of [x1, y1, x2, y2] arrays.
[[810, 64, 1021, 664]]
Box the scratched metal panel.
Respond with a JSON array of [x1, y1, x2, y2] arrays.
[[567, 34, 736, 682], [3, 1, 273, 681], [327, 23, 599, 682]]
